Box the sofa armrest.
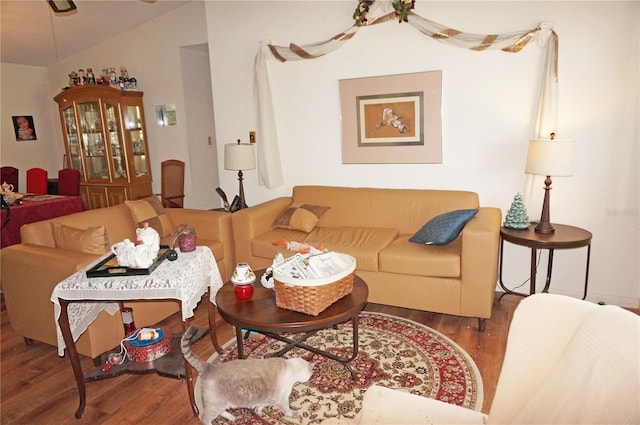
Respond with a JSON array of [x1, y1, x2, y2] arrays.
[[231, 197, 292, 263], [340, 385, 487, 424], [0, 244, 100, 345], [165, 208, 234, 280], [460, 207, 502, 318]]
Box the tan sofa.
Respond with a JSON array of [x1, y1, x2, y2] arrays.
[[0, 201, 234, 359], [232, 186, 501, 328]]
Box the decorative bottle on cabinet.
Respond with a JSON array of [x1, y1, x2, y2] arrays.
[[54, 85, 153, 209]]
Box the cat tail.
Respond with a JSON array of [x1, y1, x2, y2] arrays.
[[180, 325, 208, 375]]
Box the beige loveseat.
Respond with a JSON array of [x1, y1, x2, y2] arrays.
[[0, 199, 234, 359], [232, 186, 501, 328]]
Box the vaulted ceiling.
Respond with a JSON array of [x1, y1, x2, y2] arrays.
[[0, 0, 189, 67]]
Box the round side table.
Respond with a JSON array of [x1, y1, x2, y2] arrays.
[[499, 223, 592, 299]]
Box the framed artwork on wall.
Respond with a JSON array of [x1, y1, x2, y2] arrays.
[[12, 115, 37, 141], [340, 70, 442, 164]]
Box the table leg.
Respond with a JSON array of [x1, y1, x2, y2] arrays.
[[261, 316, 360, 380], [58, 299, 86, 419], [498, 238, 527, 298], [542, 249, 555, 293], [182, 317, 199, 416], [583, 244, 591, 300], [207, 300, 223, 355], [235, 326, 245, 359], [529, 247, 538, 295], [498, 238, 510, 293]]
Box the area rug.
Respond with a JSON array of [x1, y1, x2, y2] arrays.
[[196, 312, 483, 424]]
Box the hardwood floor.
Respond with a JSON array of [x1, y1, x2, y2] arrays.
[[1, 293, 522, 424]]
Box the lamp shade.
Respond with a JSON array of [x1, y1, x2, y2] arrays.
[[525, 139, 575, 177], [224, 143, 256, 171]]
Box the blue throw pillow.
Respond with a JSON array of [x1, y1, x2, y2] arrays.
[[409, 209, 479, 246]]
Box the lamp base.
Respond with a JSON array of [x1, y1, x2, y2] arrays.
[[534, 221, 555, 234], [237, 170, 248, 210], [535, 176, 555, 234]]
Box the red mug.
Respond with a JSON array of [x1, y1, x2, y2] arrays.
[[234, 283, 254, 300]]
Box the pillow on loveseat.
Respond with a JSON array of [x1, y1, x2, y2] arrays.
[[124, 196, 173, 237], [51, 222, 109, 254], [273, 203, 330, 233], [410, 209, 478, 246]]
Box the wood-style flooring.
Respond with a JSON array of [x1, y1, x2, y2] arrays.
[[1, 293, 522, 424]]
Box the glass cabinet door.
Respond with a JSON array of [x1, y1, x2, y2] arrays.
[[126, 105, 149, 177], [62, 106, 82, 172], [104, 103, 128, 180], [78, 101, 109, 181]]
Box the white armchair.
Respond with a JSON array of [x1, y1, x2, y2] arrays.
[[343, 293, 640, 425]]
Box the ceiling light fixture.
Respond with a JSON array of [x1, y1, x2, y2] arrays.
[[48, 0, 77, 13]]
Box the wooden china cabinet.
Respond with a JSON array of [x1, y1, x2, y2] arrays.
[[54, 85, 153, 209]]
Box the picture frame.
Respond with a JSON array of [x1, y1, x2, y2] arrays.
[[12, 115, 37, 141], [340, 71, 442, 164]]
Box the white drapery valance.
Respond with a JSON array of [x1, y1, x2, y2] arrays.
[[255, 2, 559, 188]]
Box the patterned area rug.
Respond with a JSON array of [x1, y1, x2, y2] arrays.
[[197, 312, 483, 424]]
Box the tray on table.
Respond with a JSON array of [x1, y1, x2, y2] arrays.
[[86, 245, 171, 278]]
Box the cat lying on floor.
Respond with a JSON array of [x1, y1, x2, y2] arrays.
[[181, 325, 315, 424]]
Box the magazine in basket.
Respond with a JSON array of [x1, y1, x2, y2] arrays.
[[272, 252, 356, 315]]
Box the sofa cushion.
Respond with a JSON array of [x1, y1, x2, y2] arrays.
[[124, 196, 173, 238], [51, 222, 108, 255], [273, 203, 329, 233], [305, 227, 399, 272], [250, 227, 397, 272], [251, 229, 314, 259], [380, 235, 462, 278], [410, 209, 478, 246]]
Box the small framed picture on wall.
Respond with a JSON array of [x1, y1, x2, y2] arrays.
[[12, 115, 37, 141]]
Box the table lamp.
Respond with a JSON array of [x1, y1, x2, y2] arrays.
[[224, 139, 256, 210], [524, 133, 575, 234]]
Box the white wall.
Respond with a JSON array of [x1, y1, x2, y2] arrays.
[[0, 63, 63, 192], [206, 1, 639, 307]]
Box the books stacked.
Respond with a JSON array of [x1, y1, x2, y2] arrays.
[[273, 252, 349, 280]]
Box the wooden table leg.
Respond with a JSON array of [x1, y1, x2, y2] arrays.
[[182, 318, 199, 416], [235, 326, 245, 359], [58, 299, 86, 419], [208, 300, 223, 355]]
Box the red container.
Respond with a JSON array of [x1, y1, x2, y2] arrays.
[[179, 234, 196, 253], [120, 307, 136, 336], [234, 283, 254, 300]]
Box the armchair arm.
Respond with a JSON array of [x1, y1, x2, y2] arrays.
[[231, 197, 292, 263], [0, 244, 99, 345], [460, 207, 502, 318], [345, 385, 487, 425]]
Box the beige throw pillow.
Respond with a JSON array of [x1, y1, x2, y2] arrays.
[[124, 196, 173, 237], [51, 223, 108, 255], [273, 203, 330, 233]]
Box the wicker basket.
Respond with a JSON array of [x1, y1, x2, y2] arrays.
[[274, 253, 356, 316]]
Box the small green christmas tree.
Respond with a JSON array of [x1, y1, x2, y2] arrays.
[[504, 193, 529, 229]]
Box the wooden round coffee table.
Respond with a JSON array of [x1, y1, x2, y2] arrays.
[[216, 270, 368, 379]]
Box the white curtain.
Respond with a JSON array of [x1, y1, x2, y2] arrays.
[[254, 2, 559, 189]]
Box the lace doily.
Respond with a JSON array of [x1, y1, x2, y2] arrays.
[[51, 246, 222, 356]]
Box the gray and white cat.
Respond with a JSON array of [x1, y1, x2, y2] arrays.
[[181, 325, 315, 424]]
